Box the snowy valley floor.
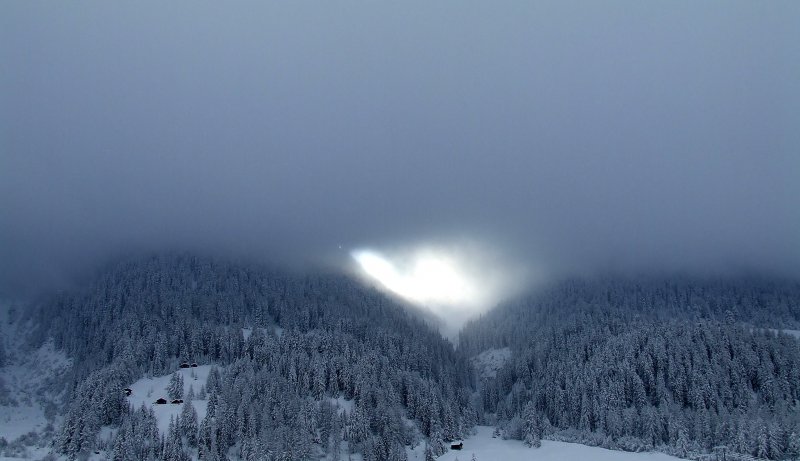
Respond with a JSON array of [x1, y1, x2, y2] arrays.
[[122, 367, 686, 461], [410, 426, 685, 461]]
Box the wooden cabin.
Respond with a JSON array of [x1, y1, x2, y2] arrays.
[[450, 442, 463, 450], [155, 398, 167, 405], [123, 388, 132, 396], [179, 362, 191, 369], [191, 363, 198, 367], [171, 399, 184, 404]]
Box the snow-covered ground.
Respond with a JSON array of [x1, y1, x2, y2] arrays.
[[0, 301, 71, 443], [752, 327, 800, 340], [241, 326, 283, 341], [0, 449, 51, 461], [416, 426, 685, 461], [472, 348, 512, 379], [783, 329, 800, 339], [329, 396, 355, 416], [771, 328, 800, 339], [126, 365, 213, 435]]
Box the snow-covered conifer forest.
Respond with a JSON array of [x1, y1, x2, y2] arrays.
[[0, 255, 798, 460], [3, 1, 798, 458]]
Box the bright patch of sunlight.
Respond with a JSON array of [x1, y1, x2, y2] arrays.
[[352, 249, 478, 306], [350, 241, 529, 336]]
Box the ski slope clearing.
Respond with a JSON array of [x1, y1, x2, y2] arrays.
[[125, 365, 212, 435], [430, 426, 685, 461], [472, 347, 512, 379]]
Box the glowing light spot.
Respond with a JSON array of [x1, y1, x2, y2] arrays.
[[351, 249, 479, 307], [351, 242, 530, 336]]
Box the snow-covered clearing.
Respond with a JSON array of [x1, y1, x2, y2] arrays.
[[771, 328, 800, 339], [0, 447, 50, 461], [329, 396, 355, 415], [0, 401, 45, 443], [126, 365, 213, 435], [752, 327, 800, 340], [783, 329, 800, 339], [472, 348, 511, 379], [241, 326, 283, 340], [422, 426, 685, 461]]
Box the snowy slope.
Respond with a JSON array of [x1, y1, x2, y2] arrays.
[[425, 426, 685, 461], [0, 301, 71, 443], [125, 365, 212, 435], [0, 446, 51, 461], [471, 347, 511, 379]]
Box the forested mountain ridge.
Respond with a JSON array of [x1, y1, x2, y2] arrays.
[[460, 277, 800, 354], [3, 257, 800, 460], [23, 255, 475, 460], [459, 278, 800, 460]]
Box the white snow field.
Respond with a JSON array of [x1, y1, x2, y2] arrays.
[[472, 347, 512, 379], [418, 426, 685, 461], [126, 365, 213, 435]]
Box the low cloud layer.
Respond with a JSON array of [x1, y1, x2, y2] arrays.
[[2, 1, 799, 296]]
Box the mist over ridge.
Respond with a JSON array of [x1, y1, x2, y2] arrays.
[[2, 1, 799, 296], [2, 4, 800, 460]]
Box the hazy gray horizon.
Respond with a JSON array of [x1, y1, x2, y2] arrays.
[[2, 1, 799, 296]]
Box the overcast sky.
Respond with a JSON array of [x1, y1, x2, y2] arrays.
[[2, 1, 799, 295]]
